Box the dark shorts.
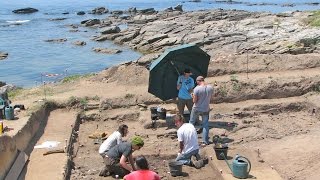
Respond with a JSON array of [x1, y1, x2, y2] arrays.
[[103, 156, 130, 177], [177, 98, 193, 115]]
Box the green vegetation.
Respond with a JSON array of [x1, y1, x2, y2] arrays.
[[62, 73, 95, 83], [314, 85, 320, 92], [67, 96, 88, 107], [305, 10, 320, 27], [8, 87, 23, 99], [92, 95, 100, 101], [232, 83, 242, 92], [218, 84, 228, 97], [125, 93, 135, 99], [230, 75, 239, 83]]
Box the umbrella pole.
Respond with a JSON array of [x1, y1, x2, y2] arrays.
[[170, 61, 180, 75]]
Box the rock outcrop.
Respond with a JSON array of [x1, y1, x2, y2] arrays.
[[91, 7, 108, 14], [84, 9, 320, 56], [73, 41, 86, 46], [93, 48, 122, 54], [100, 26, 121, 34], [44, 38, 67, 43], [0, 52, 8, 60], [81, 19, 101, 27], [12, 8, 38, 14], [77, 11, 85, 15]]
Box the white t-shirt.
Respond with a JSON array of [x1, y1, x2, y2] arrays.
[[177, 123, 199, 154], [99, 131, 122, 155]]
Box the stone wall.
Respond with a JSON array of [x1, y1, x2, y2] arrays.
[[0, 107, 48, 179]]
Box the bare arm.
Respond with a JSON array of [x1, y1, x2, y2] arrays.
[[177, 84, 181, 90], [177, 76, 182, 90], [128, 154, 136, 171], [192, 93, 198, 103], [179, 141, 184, 153], [120, 155, 133, 172]]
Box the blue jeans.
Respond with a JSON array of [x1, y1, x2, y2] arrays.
[[176, 149, 200, 165], [190, 108, 210, 144]]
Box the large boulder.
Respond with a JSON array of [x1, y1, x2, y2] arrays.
[[111, 10, 123, 15], [137, 8, 156, 14], [91, 7, 108, 14], [0, 81, 5, 87], [44, 38, 67, 43], [174, 4, 183, 12], [0, 52, 8, 60], [100, 26, 121, 34], [93, 48, 122, 54], [0, 85, 10, 101], [128, 7, 137, 14], [12, 7, 38, 14], [81, 19, 101, 27], [136, 53, 161, 66], [73, 41, 86, 46], [77, 11, 86, 15]]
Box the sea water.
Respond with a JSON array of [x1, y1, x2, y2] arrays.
[[0, 0, 319, 87]]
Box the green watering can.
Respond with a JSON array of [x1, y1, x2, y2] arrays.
[[220, 153, 251, 179]]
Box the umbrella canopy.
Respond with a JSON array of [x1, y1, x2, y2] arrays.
[[148, 44, 210, 101]]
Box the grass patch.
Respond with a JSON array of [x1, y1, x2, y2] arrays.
[[314, 84, 320, 92], [125, 93, 135, 99], [304, 10, 320, 27], [62, 73, 95, 83], [8, 87, 24, 99], [218, 84, 228, 97], [230, 75, 239, 83], [232, 83, 242, 91]]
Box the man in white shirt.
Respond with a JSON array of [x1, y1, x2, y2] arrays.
[[99, 124, 128, 157], [174, 115, 204, 169]]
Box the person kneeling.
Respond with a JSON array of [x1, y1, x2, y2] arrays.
[[174, 114, 207, 169], [100, 136, 144, 178]]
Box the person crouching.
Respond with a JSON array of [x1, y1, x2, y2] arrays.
[[99, 136, 144, 178]]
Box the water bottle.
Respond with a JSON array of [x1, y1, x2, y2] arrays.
[[157, 105, 161, 112]]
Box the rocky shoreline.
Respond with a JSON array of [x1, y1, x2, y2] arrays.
[[80, 8, 320, 57]]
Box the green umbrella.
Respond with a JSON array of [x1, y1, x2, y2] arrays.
[[148, 44, 210, 101]]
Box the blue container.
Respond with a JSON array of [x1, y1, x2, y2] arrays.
[[0, 97, 4, 106], [5, 106, 14, 120], [232, 155, 251, 179]]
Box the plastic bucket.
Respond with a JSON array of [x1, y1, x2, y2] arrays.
[[5, 106, 14, 120], [0, 98, 4, 106], [168, 161, 183, 177], [157, 109, 167, 120], [0, 105, 4, 119], [150, 107, 157, 115], [214, 147, 228, 160]]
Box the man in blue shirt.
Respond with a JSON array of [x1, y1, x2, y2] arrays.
[[177, 68, 195, 115]]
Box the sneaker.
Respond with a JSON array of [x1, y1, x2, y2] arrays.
[[99, 168, 110, 177], [203, 157, 209, 165], [191, 156, 203, 169]]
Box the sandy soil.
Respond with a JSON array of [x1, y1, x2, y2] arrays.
[[70, 108, 223, 180]]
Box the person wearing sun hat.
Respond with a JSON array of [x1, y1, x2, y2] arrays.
[[176, 68, 195, 115], [99, 136, 144, 178]]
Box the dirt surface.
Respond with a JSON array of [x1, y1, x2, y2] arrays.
[[70, 107, 223, 180], [19, 109, 77, 180]]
